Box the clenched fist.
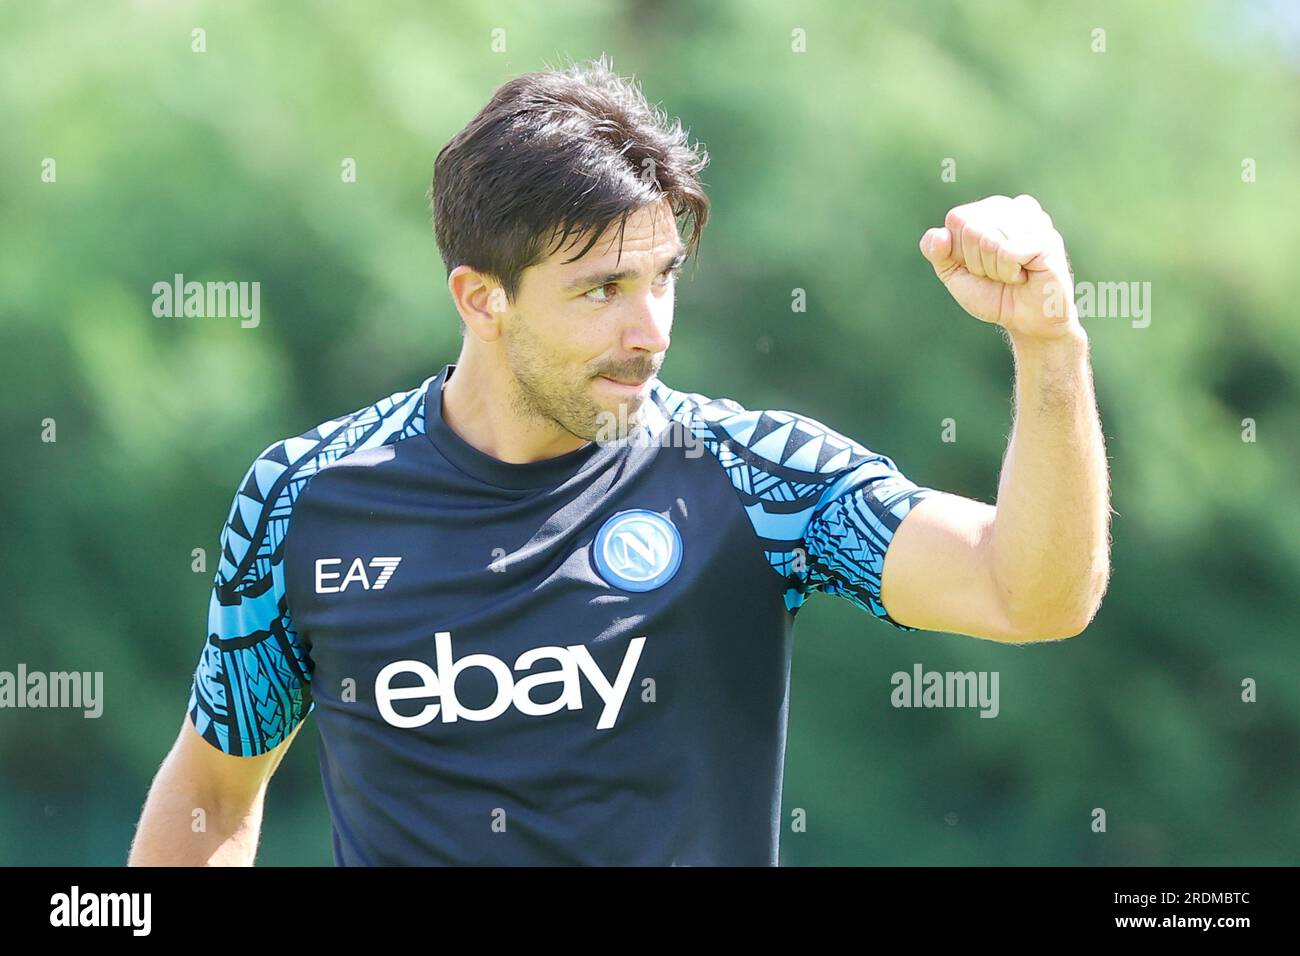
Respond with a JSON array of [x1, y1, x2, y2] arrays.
[[920, 194, 1080, 341]]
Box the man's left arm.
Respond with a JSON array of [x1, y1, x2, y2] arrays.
[[879, 194, 1113, 642]]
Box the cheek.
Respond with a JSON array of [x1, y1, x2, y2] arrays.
[[528, 297, 617, 375], [559, 313, 612, 371], [524, 314, 594, 383], [515, 304, 571, 356]]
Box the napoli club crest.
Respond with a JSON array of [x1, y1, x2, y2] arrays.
[[591, 509, 683, 592]]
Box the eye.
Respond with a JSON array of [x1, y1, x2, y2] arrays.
[[584, 281, 620, 304], [655, 263, 682, 287], [583, 264, 681, 304]]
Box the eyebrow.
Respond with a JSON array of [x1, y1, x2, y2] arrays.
[[562, 244, 689, 293]]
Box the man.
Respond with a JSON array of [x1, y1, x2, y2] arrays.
[[129, 56, 1110, 866]]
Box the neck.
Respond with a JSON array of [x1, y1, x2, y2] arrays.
[[440, 347, 591, 464]]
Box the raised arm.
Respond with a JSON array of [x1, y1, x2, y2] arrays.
[[879, 194, 1112, 642]]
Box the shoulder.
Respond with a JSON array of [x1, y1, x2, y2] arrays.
[[646, 378, 886, 478], [215, 377, 433, 592], [647, 378, 935, 623]]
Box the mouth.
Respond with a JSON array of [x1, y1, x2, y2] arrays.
[[596, 373, 652, 391]]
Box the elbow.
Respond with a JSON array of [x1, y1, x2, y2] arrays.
[[1003, 614, 1090, 643], [989, 547, 1111, 643], [1062, 559, 1112, 638], [1007, 586, 1107, 643], [1015, 616, 1092, 642]]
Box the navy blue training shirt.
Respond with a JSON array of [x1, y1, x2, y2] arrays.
[[187, 363, 938, 865]]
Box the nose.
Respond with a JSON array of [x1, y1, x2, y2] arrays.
[[623, 291, 672, 357]]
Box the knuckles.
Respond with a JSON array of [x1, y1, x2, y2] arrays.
[[935, 195, 1066, 277]]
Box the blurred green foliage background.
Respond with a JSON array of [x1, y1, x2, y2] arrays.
[[1, 0, 1296, 865]]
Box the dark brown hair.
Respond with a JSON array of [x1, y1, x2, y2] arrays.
[[430, 54, 710, 333]]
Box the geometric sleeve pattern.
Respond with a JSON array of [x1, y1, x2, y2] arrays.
[[187, 379, 431, 756], [648, 382, 938, 631]]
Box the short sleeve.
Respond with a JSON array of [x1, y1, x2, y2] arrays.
[[187, 446, 315, 756], [643, 382, 940, 631], [793, 452, 938, 630]]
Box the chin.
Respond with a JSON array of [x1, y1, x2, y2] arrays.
[[589, 392, 647, 442]]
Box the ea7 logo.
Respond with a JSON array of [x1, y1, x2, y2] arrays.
[[315, 556, 403, 593]]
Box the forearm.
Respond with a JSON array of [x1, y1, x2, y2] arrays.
[[129, 764, 266, 866], [988, 327, 1112, 636]]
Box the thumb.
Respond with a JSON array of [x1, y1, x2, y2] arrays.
[[919, 227, 953, 265]]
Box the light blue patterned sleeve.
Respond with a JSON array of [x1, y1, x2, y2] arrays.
[[187, 441, 315, 756], [649, 382, 938, 631], [794, 451, 938, 629]]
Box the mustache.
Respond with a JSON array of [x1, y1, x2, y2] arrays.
[[594, 363, 659, 382]]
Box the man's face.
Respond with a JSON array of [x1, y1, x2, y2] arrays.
[[498, 199, 685, 443]]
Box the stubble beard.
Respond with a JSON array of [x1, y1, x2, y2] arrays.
[[503, 320, 646, 444]]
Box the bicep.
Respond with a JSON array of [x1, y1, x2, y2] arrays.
[[879, 492, 1023, 641]]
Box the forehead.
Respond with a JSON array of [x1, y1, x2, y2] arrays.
[[541, 200, 683, 279]]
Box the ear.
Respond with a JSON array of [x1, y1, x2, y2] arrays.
[[449, 265, 507, 342]]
